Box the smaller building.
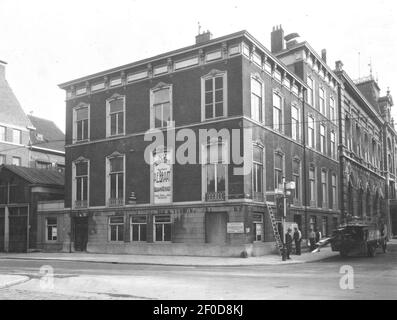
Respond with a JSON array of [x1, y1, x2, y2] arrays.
[[27, 114, 65, 171], [0, 165, 64, 252]]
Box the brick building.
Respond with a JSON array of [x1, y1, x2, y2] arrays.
[[51, 30, 315, 256], [272, 26, 341, 238]]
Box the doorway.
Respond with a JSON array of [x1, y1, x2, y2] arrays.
[[73, 217, 88, 251], [205, 212, 228, 244]]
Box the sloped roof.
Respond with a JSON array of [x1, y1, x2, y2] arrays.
[[0, 70, 33, 129], [27, 115, 65, 152], [0, 165, 64, 186]]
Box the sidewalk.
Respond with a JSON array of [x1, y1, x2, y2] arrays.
[[0, 275, 29, 289], [0, 246, 338, 267]]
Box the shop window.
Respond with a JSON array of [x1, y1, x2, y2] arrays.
[[154, 215, 172, 242], [131, 216, 147, 242], [46, 217, 57, 241], [109, 216, 124, 242]]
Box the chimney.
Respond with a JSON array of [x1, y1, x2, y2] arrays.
[[335, 60, 344, 71], [196, 30, 213, 44], [321, 49, 327, 63], [0, 60, 7, 80], [271, 25, 285, 53]]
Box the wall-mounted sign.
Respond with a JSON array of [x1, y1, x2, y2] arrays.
[[153, 151, 172, 204], [227, 222, 244, 234]]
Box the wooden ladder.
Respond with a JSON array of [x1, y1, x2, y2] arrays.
[[265, 201, 284, 256]]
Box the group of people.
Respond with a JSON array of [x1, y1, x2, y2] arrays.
[[284, 227, 322, 259]]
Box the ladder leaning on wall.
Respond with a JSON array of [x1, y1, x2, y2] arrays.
[[265, 201, 283, 256]]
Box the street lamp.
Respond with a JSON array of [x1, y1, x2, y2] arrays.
[[281, 177, 295, 261]]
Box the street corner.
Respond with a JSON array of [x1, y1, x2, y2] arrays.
[[0, 275, 29, 289]]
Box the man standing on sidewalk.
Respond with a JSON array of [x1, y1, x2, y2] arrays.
[[285, 228, 293, 259], [293, 227, 302, 255]]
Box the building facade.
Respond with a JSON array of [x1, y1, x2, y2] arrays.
[[272, 26, 341, 239], [334, 64, 388, 230], [0, 165, 64, 252], [0, 60, 65, 170], [51, 30, 316, 256]]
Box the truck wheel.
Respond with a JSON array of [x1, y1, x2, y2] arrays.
[[367, 244, 376, 257]]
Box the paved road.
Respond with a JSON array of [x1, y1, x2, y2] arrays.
[[0, 247, 396, 300]]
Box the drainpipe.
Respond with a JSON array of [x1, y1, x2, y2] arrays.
[[302, 87, 308, 239], [337, 83, 345, 223]]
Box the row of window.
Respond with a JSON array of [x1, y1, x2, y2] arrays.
[[0, 126, 22, 144], [0, 154, 21, 166], [73, 72, 228, 142], [45, 215, 171, 243], [306, 75, 336, 119]]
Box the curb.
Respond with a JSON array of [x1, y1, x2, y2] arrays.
[[0, 255, 335, 267], [0, 276, 30, 289]]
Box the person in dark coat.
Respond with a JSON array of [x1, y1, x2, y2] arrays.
[[293, 227, 302, 255], [285, 228, 293, 259], [309, 228, 316, 252]]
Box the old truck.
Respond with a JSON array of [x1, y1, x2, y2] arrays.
[[330, 221, 388, 257]]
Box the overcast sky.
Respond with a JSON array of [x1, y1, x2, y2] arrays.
[[0, 0, 395, 132]]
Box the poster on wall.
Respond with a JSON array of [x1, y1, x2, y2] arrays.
[[153, 150, 172, 204]]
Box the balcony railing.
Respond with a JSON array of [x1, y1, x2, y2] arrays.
[[108, 198, 125, 207], [205, 191, 226, 202], [75, 200, 88, 209]]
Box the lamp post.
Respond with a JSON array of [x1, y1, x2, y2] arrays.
[[281, 177, 295, 261]]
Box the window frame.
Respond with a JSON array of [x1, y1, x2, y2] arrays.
[[321, 169, 328, 208], [252, 144, 264, 200], [202, 140, 229, 201], [153, 215, 172, 242], [201, 70, 228, 121], [274, 152, 284, 191], [12, 129, 22, 145], [309, 165, 317, 207], [12, 157, 21, 166], [106, 94, 126, 137], [272, 91, 283, 132], [319, 123, 326, 154], [308, 114, 315, 149], [108, 216, 125, 242], [307, 76, 314, 106], [331, 173, 337, 209], [130, 215, 147, 242], [250, 74, 264, 123], [72, 103, 90, 143], [319, 87, 325, 114], [106, 154, 125, 207], [46, 217, 58, 242], [72, 159, 89, 209], [292, 158, 301, 204], [0, 126, 6, 141], [150, 83, 173, 129], [291, 103, 300, 141]]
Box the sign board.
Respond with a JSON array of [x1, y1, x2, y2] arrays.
[[153, 151, 172, 204], [286, 181, 296, 190], [227, 222, 244, 234], [52, 228, 58, 238]]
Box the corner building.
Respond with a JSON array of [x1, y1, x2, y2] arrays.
[[272, 26, 341, 239], [53, 30, 311, 256]]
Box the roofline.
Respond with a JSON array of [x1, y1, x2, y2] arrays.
[[29, 145, 65, 155], [58, 30, 306, 89], [336, 70, 384, 125], [58, 30, 247, 88], [275, 41, 342, 85], [0, 60, 7, 65], [0, 165, 64, 186]]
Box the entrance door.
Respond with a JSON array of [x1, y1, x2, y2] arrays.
[[205, 212, 228, 244], [9, 216, 27, 252], [74, 217, 88, 251]]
